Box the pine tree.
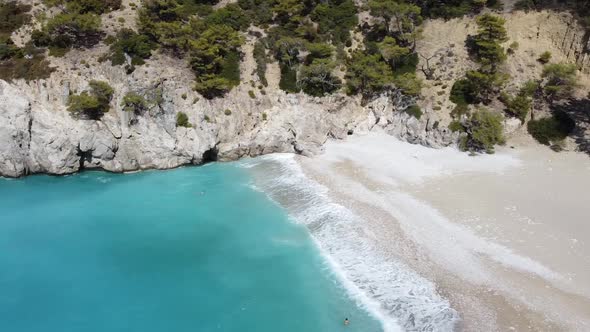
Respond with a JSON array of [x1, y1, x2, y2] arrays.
[[472, 14, 508, 70]]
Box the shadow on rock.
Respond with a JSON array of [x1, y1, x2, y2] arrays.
[[551, 98, 590, 156]]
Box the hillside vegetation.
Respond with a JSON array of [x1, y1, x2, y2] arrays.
[[0, 0, 589, 153]]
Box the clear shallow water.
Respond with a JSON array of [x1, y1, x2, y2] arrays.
[[0, 164, 382, 332]]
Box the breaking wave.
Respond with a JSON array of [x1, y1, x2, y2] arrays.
[[240, 154, 460, 332]]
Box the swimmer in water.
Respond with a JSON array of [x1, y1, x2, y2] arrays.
[[344, 318, 349, 326]]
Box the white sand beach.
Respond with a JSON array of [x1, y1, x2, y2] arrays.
[[295, 132, 590, 331]]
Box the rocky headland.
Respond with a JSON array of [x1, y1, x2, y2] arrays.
[[0, 72, 457, 178]]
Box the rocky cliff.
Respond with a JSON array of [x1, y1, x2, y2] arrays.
[[0, 69, 457, 178], [4, 8, 590, 178]]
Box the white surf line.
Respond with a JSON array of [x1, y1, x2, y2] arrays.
[[318, 146, 566, 282], [308, 232, 404, 332], [240, 154, 460, 332], [240, 157, 403, 331], [312, 132, 581, 296], [320, 168, 590, 329]]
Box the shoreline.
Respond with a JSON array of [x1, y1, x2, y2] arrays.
[[295, 132, 590, 331], [0, 158, 228, 180], [6, 131, 590, 330], [242, 154, 460, 332]]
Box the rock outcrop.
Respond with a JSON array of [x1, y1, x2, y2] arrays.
[[0, 82, 32, 177], [0, 76, 457, 178]]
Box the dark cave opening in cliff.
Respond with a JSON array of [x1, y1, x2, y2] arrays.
[[202, 147, 218, 163], [77, 149, 92, 170]]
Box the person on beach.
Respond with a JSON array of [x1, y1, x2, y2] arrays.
[[344, 318, 349, 326]]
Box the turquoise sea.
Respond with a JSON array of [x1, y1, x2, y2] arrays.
[[0, 163, 382, 332]]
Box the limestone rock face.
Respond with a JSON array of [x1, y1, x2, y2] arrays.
[[504, 117, 523, 136], [0, 81, 32, 177], [0, 77, 458, 178], [27, 107, 81, 175]]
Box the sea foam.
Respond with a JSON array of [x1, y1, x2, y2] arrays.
[[241, 154, 460, 332]]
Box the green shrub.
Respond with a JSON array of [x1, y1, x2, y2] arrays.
[[378, 36, 410, 70], [469, 14, 508, 70], [424, 2, 471, 19], [269, 35, 304, 68], [30, 5, 104, 54], [514, 0, 536, 10], [462, 108, 505, 153], [507, 41, 519, 54], [513, 0, 589, 19], [305, 43, 333, 64], [31, 30, 52, 47], [0, 51, 54, 81], [121, 92, 147, 113], [108, 29, 155, 66], [248, 90, 256, 99], [0, 39, 55, 81], [89, 80, 114, 104], [403, 105, 423, 119], [224, 109, 232, 116], [449, 120, 464, 132], [520, 79, 539, 97], [253, 40, 268, 86], [176, 111, 191, 127], [527, 111, 575, 145], [279, 63, 300, 93], [68, 92, 102, 117], [68, 80, 114, 119], [538, 51, 551, 64], [452, 70, 508, 105], [502, 93, 531, 122], [310, 0, 357, 44], [450, 103, 470, 119], [237, 0, 273, 26], [419, 0, 501, 19], [450, 78, 476, 105], [262, 112, 267, 121], [51, 0, 122, 15], [392, 53, 419, 76], [219, 50, 241, 86], [541, 63, 578, 101], [194, 76, 235, 99], [0, 38, 19, 60], [345, 50, 393, 97], [0, 2, 31, 39], [189, 25, 243, 98], [204, 4, 250, 31], [45, 12, 103, 49], [103, 35, 116, 45], [298, 59, 341, 96], [368, 0, 421, 45], [393, 73, 422, 96]]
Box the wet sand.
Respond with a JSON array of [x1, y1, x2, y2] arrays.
[[297, 132, 590, 331]]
